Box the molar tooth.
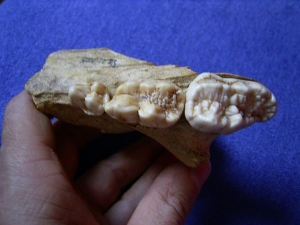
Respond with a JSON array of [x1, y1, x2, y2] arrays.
[[185, 73, 277, 134], [106, 80, 185, 128], [138, 81, 185, 128], [115, 81, 140, 96], [105, 94, 139, 124]]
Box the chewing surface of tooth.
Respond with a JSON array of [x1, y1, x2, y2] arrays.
[[104, 94, 140, 124], [185, 73, 277, 134], [105, 80, 185, 128], [69, 82, 110, 115]]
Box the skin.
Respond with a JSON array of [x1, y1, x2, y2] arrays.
[[0, 91, 211, 225]]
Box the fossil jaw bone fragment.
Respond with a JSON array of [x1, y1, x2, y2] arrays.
[[25, 48, 277, 167]]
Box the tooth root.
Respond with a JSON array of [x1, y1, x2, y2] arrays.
[[106, 80, 185, 128]]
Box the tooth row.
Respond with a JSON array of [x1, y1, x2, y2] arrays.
[[68, 73, 277, 133], [105, 80, 185, 128]]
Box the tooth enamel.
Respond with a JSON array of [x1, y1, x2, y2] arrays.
[[69, 82, 110, 116], [185, 73, 277, 134], [115, 81, 140, 96], [104, 94, 139, 124], [68, 84, 91, 109], [105, 80, 185, 128]]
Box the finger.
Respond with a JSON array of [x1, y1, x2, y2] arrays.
[[128, 161, 211, 225], [1, 91, 58, 175], [104, 150, 177, 225], [0, 91, 101, 225], [75, 136, 163, 218], [52, 120, 102, 179], [1, 91, 102, 179]]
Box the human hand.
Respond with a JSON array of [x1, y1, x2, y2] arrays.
[[0, 91, 211, 225]]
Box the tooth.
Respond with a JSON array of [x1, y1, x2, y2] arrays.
[[104, 94, 139, 124], [69, 82, 110, 116], [68, 83, 91, 109], [185, 72, 277, 135], [139, 81, 185, 128], [115, 80, 140, 96], [106, 80, 185, 128]]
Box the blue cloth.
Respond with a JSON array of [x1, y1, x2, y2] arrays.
[[1, 1, 299, 224]]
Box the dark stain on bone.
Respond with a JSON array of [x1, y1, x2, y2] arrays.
[[81, 57, 117, 68]]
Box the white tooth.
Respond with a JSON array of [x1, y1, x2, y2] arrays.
[[69, 82, 110, 116], [138, 101, 163, 127], [106, 80, 185, 128], [185, 73, 277, 134], [84, 82, 110, 115], [140, 80, 157, 95], [221, 113, 244, 134], [115, 81, 140, 96], [105, 94, 139, 124], [68, 84, 91, 109], [139, 81, 185, 128], [185, 73, 234, 133]]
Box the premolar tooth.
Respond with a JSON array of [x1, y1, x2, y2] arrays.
[[69, 82, 110, 116], [68, 84, 91, 109]]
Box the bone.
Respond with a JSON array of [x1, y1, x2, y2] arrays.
[[25, 48, 277, 167]]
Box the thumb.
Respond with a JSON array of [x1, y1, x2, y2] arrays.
[[1, 91, 58, 174]]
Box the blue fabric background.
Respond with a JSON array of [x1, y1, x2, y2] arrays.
[[1, 1, 299, 224]]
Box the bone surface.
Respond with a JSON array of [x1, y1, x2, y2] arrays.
[[25, 48, 277, 167]]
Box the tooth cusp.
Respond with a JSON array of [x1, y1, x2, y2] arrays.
[[68, 82, 110, 115], [104, 94, 139, 124], [185, 73, 277, 134]]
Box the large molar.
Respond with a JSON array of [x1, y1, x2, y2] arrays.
[[185, 73, 277, 135]]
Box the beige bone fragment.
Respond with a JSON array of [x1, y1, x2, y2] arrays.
[[25, 48, 277, 167]]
